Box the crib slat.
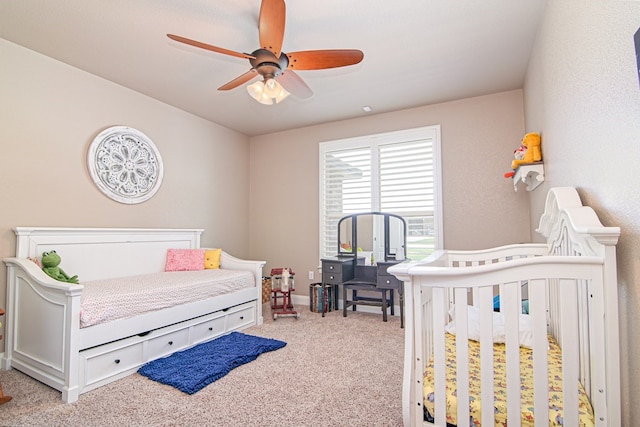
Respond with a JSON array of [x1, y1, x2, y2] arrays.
[[454, 289, 470, 426], [502, 283, 522, 426], [560, 279, 579, 427], [549, 279, 562, 346], [588, 272, 608, 425], [478, 287, 495, 427], [432, 287, 447, 426], [529, 279, 549, 427], [407, 277, 422, 427]]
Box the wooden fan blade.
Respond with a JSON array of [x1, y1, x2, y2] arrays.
[[259, 0, 286, 58], [277, 70, 313, 99], [167, 34, 255, 60], [218, 69, 259, 91], [286, 50, 364, 70]]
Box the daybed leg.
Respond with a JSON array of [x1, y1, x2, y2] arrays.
[[63, 386, 79, 404], [1, 355, 12, 370]]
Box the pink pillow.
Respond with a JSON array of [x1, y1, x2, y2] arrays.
[[165, 249, 205, 272]]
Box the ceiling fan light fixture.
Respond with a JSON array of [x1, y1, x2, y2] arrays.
[[247, 78, 290, 105], [168, 0, 364, 102]]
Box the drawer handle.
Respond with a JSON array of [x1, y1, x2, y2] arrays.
[[386, 280, 391, 284], [239, 316, 244, 320], [114, 359, 121, 364], [168, 341, 173, 345], [330, 275, 335, 280], [208, 327, 213, 331], [329, 265, 334, 270]]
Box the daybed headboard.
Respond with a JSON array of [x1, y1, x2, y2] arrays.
[[13, 227, 203, 282]]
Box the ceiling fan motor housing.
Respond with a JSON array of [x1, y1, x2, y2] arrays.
[[249, 49, 289, 79]]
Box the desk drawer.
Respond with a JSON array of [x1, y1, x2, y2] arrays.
[[377, 275, 401, 289], [323, 272, 343, 285], [322, 262, 343, 274]]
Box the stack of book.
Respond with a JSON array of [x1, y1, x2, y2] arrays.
[[309, 283, 333, 313]]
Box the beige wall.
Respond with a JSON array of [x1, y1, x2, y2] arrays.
[[524, 1, 640, 424], [249, 89, 531, 291], [0, 40, 252, 336]]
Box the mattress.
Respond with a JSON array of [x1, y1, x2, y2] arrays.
[[423, 333, 595, 426], [80, 269, 254, 328]]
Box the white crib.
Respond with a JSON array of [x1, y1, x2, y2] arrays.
[[389, 187, 620, 427]]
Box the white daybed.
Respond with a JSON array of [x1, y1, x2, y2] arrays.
[[1, 227, 265, 403], [389, 187, 621, 427]]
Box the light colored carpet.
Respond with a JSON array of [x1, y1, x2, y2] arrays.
[[0, 304, 404, 426]]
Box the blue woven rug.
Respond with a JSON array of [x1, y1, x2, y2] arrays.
[[138, 332, 286, 394]]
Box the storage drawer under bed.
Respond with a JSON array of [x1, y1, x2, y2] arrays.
[[79, 301, 257, 392], [148, 328, 190, 359], [226, 303, 255, 331], [81, 338, 145, 389], [191, 315, 226, 344]]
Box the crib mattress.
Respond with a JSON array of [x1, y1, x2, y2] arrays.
[[80, 269, 254, 328], [423, 333, 595, 426]]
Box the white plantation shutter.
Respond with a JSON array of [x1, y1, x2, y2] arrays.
[[320, 126, 442, 260]]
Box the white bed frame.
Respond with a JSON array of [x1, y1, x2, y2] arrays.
[[1, 227, 265, 403], [389, 187, 621, 427]]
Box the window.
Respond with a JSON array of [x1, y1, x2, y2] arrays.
[[319, 125, 442, 261]]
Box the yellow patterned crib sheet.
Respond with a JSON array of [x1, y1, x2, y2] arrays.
[[423, 333, 594, 426]]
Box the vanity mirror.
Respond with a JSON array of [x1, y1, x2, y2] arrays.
[[337, 212, 407, 263]]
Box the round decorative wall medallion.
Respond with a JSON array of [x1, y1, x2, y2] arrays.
[[87, 126, 164, 204]]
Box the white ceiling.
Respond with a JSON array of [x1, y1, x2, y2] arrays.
[[0, 0, 546, 137]]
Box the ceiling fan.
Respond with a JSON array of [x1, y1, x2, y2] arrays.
[[167, 0, 364, 105]]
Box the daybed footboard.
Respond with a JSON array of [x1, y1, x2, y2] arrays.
[[220, 250, 265, 324], [389, 187, 621, 427], [2, 258, 82, 402]]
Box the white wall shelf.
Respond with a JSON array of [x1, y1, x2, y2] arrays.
[[513, 162, 544, 191]]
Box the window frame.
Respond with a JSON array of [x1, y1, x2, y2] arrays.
[[319, 125, 443, 260]]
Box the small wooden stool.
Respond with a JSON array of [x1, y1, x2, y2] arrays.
[[0, 308, 12, 404]]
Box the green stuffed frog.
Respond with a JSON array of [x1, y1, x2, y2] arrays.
[[41, 250, 79, 284]]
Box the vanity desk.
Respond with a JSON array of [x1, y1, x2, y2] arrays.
[[320, 256, 354, 314], [320, 212, 407, 328]]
